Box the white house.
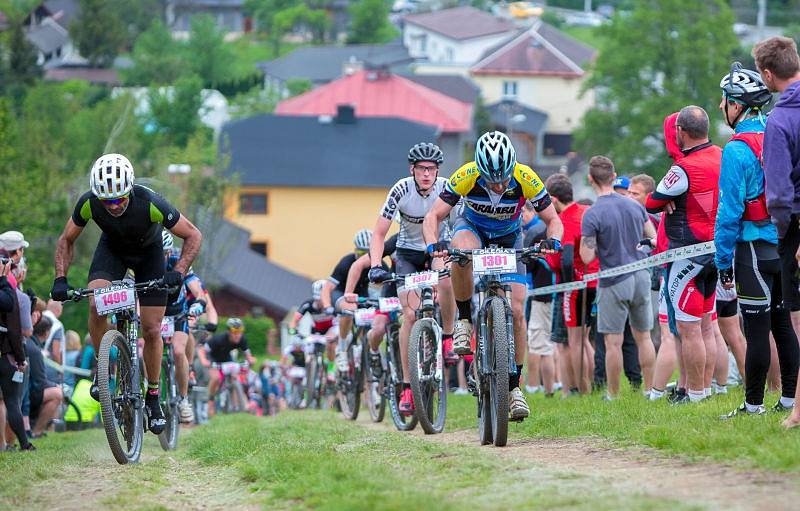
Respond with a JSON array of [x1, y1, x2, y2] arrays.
[[402, 6, 516, 67]]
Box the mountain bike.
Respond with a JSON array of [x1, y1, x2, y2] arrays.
[[449, 247, 539, 447], [215, 361, 249, 414], [352, 294, 417, 430], [304, 334, 329, 409], [157, 311, 186, 451], [66, 278, 172, 464], [404, 268, 450, 434], [337, 303, 372, 420]]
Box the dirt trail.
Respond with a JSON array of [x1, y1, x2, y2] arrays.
[[25, 428, 262, 511], [359, 415, 800, 510]]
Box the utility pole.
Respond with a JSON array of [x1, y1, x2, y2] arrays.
[[584, 0, 592, 13], [757, 0, 767, 38]]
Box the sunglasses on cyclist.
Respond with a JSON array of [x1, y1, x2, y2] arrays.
[[100, 195, 129, 206]]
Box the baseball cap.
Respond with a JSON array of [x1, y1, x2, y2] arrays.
[[0, 231, 29, 251], [613, 176, 630, 190]]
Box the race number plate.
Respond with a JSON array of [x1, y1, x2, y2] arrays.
[[472, 249, 517, 275], [404, 271, 439, 290], [354, 307, 377, 327], [160, 316, 175, 337], [93, 284, 136, 316], [379, 297, 402, 313]]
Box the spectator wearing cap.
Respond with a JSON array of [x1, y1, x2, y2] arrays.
[[0, 232, 27, 290], [613, 176, 631, 197], [581, 156, 657, 399]]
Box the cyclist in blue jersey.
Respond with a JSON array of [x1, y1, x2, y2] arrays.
[[423, 131, 563, 420], [715, 62, 800, 418]]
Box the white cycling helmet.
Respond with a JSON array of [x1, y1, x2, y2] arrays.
[[353, 228, 372, 251], [312, 280, 325, 300], [90, 153, 134, 199], [475, 131, 516, 184], [162, 230, 174, 251]]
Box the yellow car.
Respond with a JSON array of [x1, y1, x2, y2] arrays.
[[508, 2, 544, 19]]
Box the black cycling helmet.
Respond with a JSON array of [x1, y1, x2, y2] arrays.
[[408, 142, 444, 165], [720, 62, 772, 109]]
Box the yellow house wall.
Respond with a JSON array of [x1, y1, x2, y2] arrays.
[[470, 74, 595, 134], [225, 186, 398, 280]]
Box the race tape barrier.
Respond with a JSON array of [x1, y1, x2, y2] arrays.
[[528, 241, 716, 297], [43, 357, 92, 377]]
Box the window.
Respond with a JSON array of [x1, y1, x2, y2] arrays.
[[239, 193, 268, 214], [250, 241, 268, 257], [445, 47, 454, 62], [502, 81, 518, 98]]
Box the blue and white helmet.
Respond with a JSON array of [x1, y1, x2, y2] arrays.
[[475, 131, 516, 184]]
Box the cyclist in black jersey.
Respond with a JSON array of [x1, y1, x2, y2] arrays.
[[50, 153, 203, 435]]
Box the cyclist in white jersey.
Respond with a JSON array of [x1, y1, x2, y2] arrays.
[[368, 142, 457, 416]]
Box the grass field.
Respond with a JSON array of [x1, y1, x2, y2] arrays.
[[2, 384, 799, 510]]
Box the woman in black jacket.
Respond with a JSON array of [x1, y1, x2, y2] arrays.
[[0, 258, 34, 450]]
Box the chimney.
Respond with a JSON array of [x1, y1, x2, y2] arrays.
[[335, 104, 356, 124]]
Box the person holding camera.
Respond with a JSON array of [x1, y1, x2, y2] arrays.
[[0, 258, 33, 450]]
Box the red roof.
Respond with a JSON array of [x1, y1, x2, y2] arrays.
[[275, 70, 472, 134]]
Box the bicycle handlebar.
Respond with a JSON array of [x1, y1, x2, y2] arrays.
[[66, 278, 173, 302], [447, 247, 543, 265], [372, 267, 452, 285]]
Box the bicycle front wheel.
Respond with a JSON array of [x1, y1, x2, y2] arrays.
[[338, 332, 363, 420], [409, 318, 447, 434], [98, 330, 143, 464], [364, 344, 386, 423], [158, 355, 179, 451], [488, 297, 509, 447]]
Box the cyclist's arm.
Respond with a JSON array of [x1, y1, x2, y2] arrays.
[[423, 198, 453, 246], [203, 292, 219, 325], [244, 349, 256, 366], [537, 203, 563, 242], [370, 216, 392, 268], [320, 280, 335, 309], [54, 219, 84, 278], [344, 254, 370, 295], [169, 216, 202, 274], [198, 344, 211, 367]]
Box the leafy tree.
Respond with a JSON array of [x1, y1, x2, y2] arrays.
[[245, 0, 300, 36], [229, 87, 281, 118], [573, 0, 738, 176], [114, 0, 164, 48], [347, 0, 397, 44], [185, 15, 234, 87], [148, 74, 204, 147], [123, 19, 185, 85], [286, 77, 312, 96], [70, 0, 127, 67], [247, 0, 329, 53]]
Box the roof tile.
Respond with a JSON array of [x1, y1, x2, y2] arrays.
[[403, 6, 515, 41]]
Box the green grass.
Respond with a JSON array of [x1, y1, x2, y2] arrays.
[[562, 25, 604, 49], [446, 385, 800, 472], [227, 36, 303, 79]]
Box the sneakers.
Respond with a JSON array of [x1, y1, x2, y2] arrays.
[[772, 400, 794, 413], [720, 403, 766, 420], [667, 388, 687, 404], [90, 373, 99, 402], [453, 319, 473, 355], [399, 387, 415, 416], [453, 387, 469, 396], [509, 387, 530, 421], [145, 393, 167, 435], [442, 336, 459, 367], [335, 350, 350, 373], [368, 350, 383, 378], [178, 397, 194, 424]]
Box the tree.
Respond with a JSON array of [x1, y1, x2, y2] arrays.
[[286, 78, 312, 96], [247, 0, 330, 53], [70, 0, 126, 67], [185, 15, 234, 87], [347, 0, 397, 44], [573, 0, 738, 176], [114, 0, 164, 48], [124, 20, 185, 85], [148, 74, 204, 147]]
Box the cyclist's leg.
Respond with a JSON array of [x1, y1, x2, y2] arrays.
[[450, 227, 481, 354], [398, 289, 421, 383], [173, 329, 190, 396], [207, 368, 221, 417], [668, 260, 708, 401], [87, 238, 128, 351]]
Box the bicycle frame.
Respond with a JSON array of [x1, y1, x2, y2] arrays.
[[475, 277, 516, 380]]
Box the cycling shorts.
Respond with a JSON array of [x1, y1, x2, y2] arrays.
[[453, 214, 526, 285], [89, 237, 167, 306], [666, 258, 717, 322], [735, 240, 781, 315], [563, 288, 595, 328], [715, 278, 738, 318]]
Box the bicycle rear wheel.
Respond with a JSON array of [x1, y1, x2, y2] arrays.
[[386, 327, 417, 431], [306, 356, 321, 409], [488, 297, 509, 447], [338, 332, 363, 420], [158, 355, 179, 451], [409, 318, 447, 434], [98, 330, 143, 464], [364, 344, 386, 423]]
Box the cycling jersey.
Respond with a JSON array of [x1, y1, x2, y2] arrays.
[[714, 116, 778, 271], [440, 162, 551, 238], [72, 185, 180, 251], [380, 177, 451, 250], [329, 235, 397, 296], [205, 332, 250, 364], [283, 344, 306, 367], [296, 299, 334, 334]]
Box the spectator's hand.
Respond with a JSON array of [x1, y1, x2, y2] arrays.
[[15, 360, 27, 372], [50, 276, 72, 302], [201, 359, 211, 368], [427, 241, 450, 259], [163, 270, 183, 288], [637, 238, 655, 253], [288, 327, 297, 335], [0, 260, 11, 277], [537, 237, 561, 254], [665, 201, 676, 214], [368, 266, 391, 284], [719, 267, 734, 289]]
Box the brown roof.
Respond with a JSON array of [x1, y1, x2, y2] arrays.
[[403, 6, 515, 41], [471, 21, 596, 77], [44, 67, 120, 85]]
